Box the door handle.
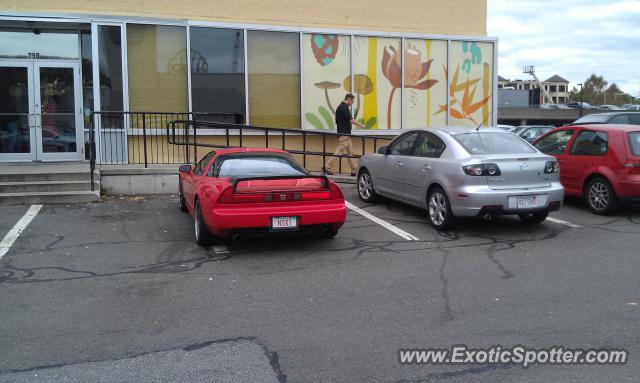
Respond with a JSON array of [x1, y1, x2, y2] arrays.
[[422, 165, 432, 171], [396, 161, 404, 167]]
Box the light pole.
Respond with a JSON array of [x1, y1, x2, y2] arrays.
[[577, 83, 583, 117]]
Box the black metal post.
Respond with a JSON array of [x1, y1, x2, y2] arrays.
[[142, 113, 148, 168], [89, 112, 96, 191], [302, 131, 307, 167], [322, 135, 326, 174]]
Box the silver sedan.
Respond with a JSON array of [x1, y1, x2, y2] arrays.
[[357, 127, 565, 230]]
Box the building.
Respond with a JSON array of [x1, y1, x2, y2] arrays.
[[497, 74, 569, 104], [0, 1, 496, 169]]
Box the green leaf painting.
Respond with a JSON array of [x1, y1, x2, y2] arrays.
[[305, 113, 325, 130], [319, 107, 333, 128]]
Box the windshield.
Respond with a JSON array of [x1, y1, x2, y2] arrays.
[[573, 114, 610, 124], [629, 132, 640, 156], [453, 132, 536, 155], [216, 155, 307, 178]]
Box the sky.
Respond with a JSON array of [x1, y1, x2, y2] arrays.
[[488, 0, 640, 97]]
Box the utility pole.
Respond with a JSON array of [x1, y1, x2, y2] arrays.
[[577, 83, 583, 117]]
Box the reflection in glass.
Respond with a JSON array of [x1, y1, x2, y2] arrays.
[[127, 24, 188, 112], [190, 27, 245, 123], [0, 67, 30, 154], [247, 31, 300, 128], [0, 29, 79, 59], [98, 26, 124, 113], [39, 67, 77, 153]]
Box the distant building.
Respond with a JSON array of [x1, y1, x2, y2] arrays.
[[498, 74, 570, 104]]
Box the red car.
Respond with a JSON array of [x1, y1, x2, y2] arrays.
[[178, 148, 346, 245], [533, 124, 640, 214]]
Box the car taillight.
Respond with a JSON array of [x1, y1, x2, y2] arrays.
[[462, 163, 501, 176], [544, 160, 559, 174], [623, 161, 640, 174]]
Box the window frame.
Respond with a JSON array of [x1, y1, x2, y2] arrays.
[[413, 131, 446, 158], [387, 132, 419, 156]]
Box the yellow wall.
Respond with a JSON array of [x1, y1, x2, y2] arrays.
[[4, 0, 487, 35]]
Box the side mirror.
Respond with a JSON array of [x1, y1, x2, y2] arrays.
[[179, 164, 192, 173], [377, 146, 388, 155]]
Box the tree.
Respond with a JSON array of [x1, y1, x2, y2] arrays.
[[569, 74, 632, 106]]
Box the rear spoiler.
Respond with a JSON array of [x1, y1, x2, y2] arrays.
[[229, 175, 330, 192]]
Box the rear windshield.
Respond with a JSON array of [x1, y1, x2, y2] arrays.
[[453, 132, 536, 155], [573, 114, 610, 124], [215, 155, 307, 178], [629, 132, 640, 156]]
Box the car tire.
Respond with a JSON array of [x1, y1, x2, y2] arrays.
[[178, 181, 187, 212], [518, 211, 548, 224], [427, 187, 456, 230], [585, 177, 619, 215], [357, 169, 379, 203], [194, 199, 216, 246]]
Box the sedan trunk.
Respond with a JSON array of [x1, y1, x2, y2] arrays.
[[481, 156, 551, 190]]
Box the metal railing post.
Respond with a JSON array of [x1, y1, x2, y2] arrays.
[[322, 135, 326, 174], [142, 113, 148, 168], [90, 112, 96, 191]]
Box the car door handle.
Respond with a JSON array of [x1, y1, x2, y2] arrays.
[[396, 161, 404, 167], [422, 165, 432, 171]]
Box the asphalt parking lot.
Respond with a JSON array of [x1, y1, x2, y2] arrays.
[[1, 185, 639, 382]]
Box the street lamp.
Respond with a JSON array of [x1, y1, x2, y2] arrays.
[[577, 83, 583, 117]]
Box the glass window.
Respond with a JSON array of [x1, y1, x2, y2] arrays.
[[403, 39, 447, 128], [302, 34, 351, 130], [534, 130, 574, 154], [448, 41, 494, 127], [0, 66, 30, 154], [570, 131, 608, 156], [98, 25, 124, 113], [454, 132, 536, 155], [388, 132, 418, 155], [0, 29, 78, 59], [573, 114, 609, 124], [630, 114, 640, 125], [247, 31, 300, 129], [190, 27, 245, 123], [609, 114, 629, 124], [194, 151, 215, 175], [628, 132, 640, 156], [216, 155, 306, 178], [352, 36, 401, 130], [414, 132, 446, 158], [127, 24, 188, 112]]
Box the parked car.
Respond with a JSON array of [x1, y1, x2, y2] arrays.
[[509, 126, 527, 135], [178, 148, 346, 245], [496, 124, 514, 130], [623, 104, 640, 111], [517, 125, 555, 143], [533, 124, 640, 214], [357, 128, 564, 230], [566, 102, 595, 109], [572, 112, 640, 125], [540, 103, 570, 110], [597, 105, 624, 111]]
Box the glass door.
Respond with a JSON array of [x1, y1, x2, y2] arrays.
[[35, 62, 83, 161], [0, 61, 35, 161]]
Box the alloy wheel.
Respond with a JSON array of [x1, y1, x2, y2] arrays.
[[429, 192, 447, 226], [588, 182, 609, 211], [358, 173, 373, 200]]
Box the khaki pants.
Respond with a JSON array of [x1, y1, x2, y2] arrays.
[[325, 135, 356, 172]]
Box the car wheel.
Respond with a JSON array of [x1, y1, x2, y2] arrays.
[[194, 199, 215, 246], [518, 211, 548, 223], [357, 170, 379, 203], [585, 177, 619, 215], [178, 181, 187, 212], [428, 187, 456, 230]]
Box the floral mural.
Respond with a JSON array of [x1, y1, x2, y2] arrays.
[[440, 41, 494, 127]]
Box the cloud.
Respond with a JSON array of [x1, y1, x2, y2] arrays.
[[488, 0, 640, 96]]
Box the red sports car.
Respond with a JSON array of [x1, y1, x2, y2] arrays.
[[178, 148, 347, 245]]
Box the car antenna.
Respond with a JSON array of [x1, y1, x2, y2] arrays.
[[475, 114, 489, 131]]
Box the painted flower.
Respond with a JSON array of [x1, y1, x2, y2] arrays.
[[311, 34, 339, 66]]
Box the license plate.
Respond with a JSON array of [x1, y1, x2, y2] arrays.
[[516, 195, 538, 209], [271, 216, 298, 230]]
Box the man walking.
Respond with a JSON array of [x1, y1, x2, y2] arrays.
[[323, 93, 366, 176]]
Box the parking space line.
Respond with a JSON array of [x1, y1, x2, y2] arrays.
[[546, 216, 582, 228], [345, 201, 420, 241], [0, 204, 42, 259]]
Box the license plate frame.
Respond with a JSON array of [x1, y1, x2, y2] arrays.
[[271, 216, 299, 231]]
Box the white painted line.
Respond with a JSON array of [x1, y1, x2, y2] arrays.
[[212, 245, 230, 254], [546, 216, 582, 228], [345, 201, 420, 241], [0, 204, 42, 259]]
